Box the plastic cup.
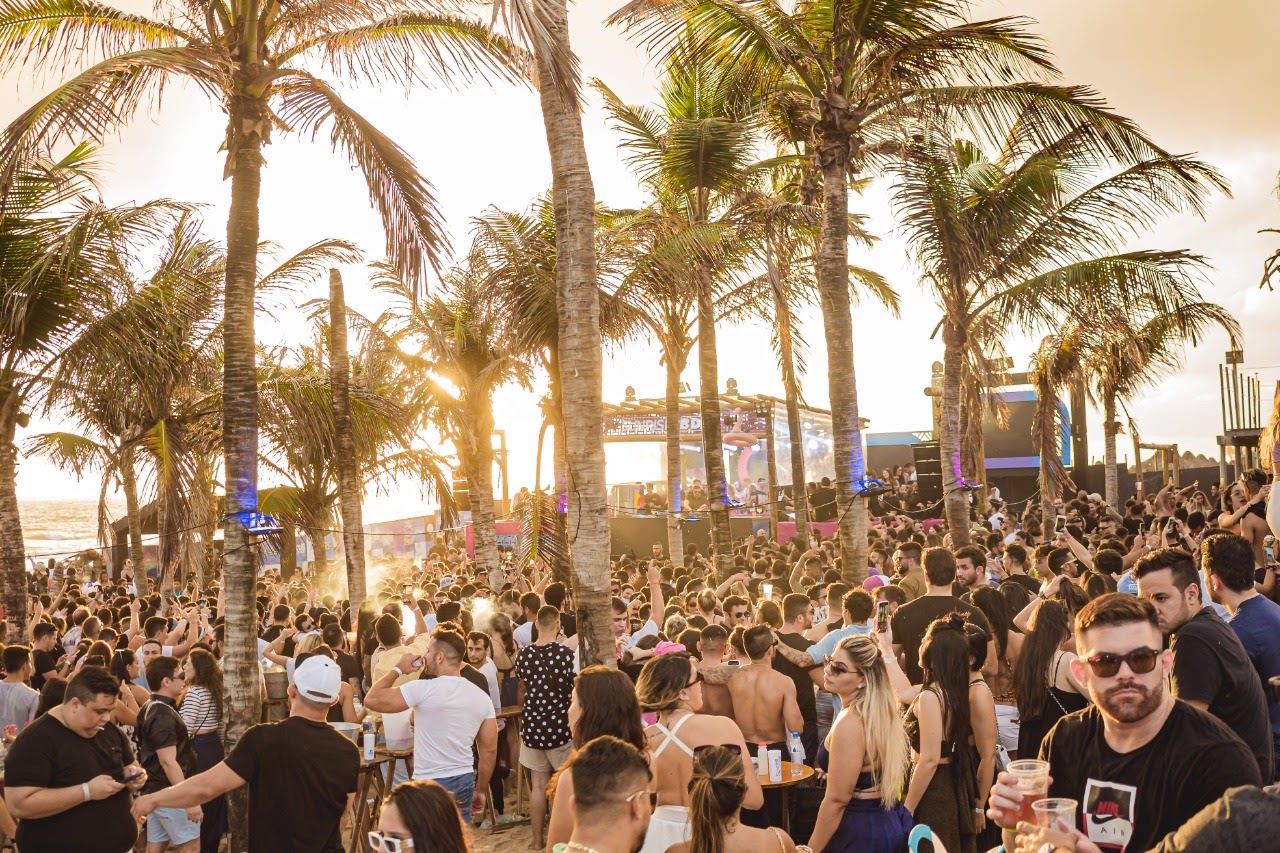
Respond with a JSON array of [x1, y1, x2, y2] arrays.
[[999, 759, 1050, 829], [1032, 798, 1077, 833]]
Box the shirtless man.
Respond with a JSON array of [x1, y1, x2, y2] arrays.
[[726, 626, 803, 752], [695, 625, 735, 719]]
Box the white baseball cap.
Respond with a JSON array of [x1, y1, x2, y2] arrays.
[[294, 656, 341, 704]]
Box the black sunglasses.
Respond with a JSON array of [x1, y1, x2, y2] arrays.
[[1085, 647, 1159, 678]]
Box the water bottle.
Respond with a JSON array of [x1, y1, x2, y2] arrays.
[[756, 742, 768, 777], [362, 731, 376, 762], [788, 732, 804, 776]]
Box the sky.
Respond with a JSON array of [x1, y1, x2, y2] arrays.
[[6, 0, 1280, 522]]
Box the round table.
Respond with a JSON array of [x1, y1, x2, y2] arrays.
[[757, 762, 814, 833]]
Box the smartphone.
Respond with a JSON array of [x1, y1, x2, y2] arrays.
[[399, 582, 412, 594], [725, 659, 741, 668], [875, 600, 890, 633], [121, 769, 143, 784]]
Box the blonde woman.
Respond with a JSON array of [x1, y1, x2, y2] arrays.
[[808, 635, 912, 853]]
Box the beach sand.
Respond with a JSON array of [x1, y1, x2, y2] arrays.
[[473, 822, 536, 852]]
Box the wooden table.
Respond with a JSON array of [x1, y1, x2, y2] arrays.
[[757, 762, 814, 833], [350, 752, 392, 853]]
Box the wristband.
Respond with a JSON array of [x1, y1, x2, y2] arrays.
[[81, 782, 91, 802], [391, 666, 404, 678]]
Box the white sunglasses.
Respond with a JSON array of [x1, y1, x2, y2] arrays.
[[367, 831, 415, 852]]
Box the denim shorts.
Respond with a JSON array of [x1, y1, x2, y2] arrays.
[[432, 772, 475, 815], [147, 805, 201, 845]]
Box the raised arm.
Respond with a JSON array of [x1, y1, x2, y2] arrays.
[[646, 564, 664, 620]]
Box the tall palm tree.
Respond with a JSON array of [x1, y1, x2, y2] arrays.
[[889, 125, 1226, 543], [378, 258, 533, 587], [328, 269, 367, 617], [612, 0, 1202, 580], [470, 196, 632, 583], [597, 44, 768, 583], [0, 0, 525, 761], [0, 144, 182, 639]]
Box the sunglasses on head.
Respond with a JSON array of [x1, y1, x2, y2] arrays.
[[1085, 647, 1160, 678], [367, 832, 414, 852]]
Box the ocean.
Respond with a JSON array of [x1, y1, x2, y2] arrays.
[[19, 500, 122, 561]]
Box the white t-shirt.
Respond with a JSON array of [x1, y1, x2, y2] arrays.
[[513, 620, 534, 649], [476, 658, 505, 732], [399, 676, 495, 779]]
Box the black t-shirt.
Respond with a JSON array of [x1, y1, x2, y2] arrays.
[[31, 648, 58, 690], [1001, 574, 1041, 595], [772, 631, 817, 729], [136, 695, 198, 795], [890, 595, 991, 684], [1041, 701, 1261, 853], [1170, 607, 1274, 780], [335, 649, 360, 686], [5, 714, 138, 853], [811, 488, 838, 521], [224, 716, 360, 853], [515, 643, 576, 749]]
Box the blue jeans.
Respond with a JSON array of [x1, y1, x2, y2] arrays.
[[433, 772, 475, 815]]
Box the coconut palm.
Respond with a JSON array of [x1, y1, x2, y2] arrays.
[[0, 145, 183, 639], [377, 258, 533, 587], [611, 0, 1208, 580], [597, 42, 773, 583], [0, 0, 526, 755], [889, 124, 1227, 543]]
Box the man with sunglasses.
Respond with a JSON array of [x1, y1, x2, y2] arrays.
[[1135, 547, 1272, 780], [988, 594, 1260, 853], [136, 655, 200, 852]]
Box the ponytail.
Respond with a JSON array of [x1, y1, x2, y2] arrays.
[[687, 746, 746, 853]]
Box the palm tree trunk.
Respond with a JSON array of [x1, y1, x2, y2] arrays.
[[328, 270, 367, 617], [772, 260, 809, 547], [278, 522, 296, 580], [0, 404, 27, 643], [535, 0, 613, 666], [547, 349, 570, 586], [308, 525, 329, 577], [664, 351, 685, 562], [220, 89, 266, 852], [120, 445, 147, 596], [816, 157, 869, 585], [940, 320, 970, 544], [466, 423, 502, 585], [1104, 393, 1120, 510], [695, 279, 734, 584], [157, 491, 174, 595]]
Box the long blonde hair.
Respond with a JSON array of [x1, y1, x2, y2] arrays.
[[1262, 384, 1280, 472], [295, 633, 324, 657], [837, 635, 911, 810]]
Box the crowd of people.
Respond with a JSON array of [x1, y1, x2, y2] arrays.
[[3, 463, 1280, 853]]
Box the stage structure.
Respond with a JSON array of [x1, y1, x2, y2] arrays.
[[600, 380, 866, 538]]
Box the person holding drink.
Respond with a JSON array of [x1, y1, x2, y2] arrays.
[[987, 595, 1259, 852]]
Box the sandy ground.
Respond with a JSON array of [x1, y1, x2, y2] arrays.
[[472, 821, 536, 853]]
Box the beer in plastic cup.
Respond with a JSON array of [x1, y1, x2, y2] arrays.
[[999, 759, 1050, 828]]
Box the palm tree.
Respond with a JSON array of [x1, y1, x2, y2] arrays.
[[889, 125, 1226, 543], [612, 0, 1205, 579], [470, 196, 632, 583], [0, 0, 525, 761], [1033, 303, 1240, 512], [597, 44, 769, 583], [0, 145, 182, 639], [328, 269, 367, 616], [378, 258, 533, 588]]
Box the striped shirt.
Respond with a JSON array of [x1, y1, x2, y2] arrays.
[[180, 685, 221, 733]]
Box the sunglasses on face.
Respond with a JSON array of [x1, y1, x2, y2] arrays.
[[686, 670, 704, 688], [1085, 647, 1160, 678], [367, 832, 415, 852], [822, 656, 861, 677]]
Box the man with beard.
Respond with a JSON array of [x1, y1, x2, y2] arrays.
[[561, 736, 654, 853], [1135, 547, 1272, 780], [987, 594, 1260, 853]]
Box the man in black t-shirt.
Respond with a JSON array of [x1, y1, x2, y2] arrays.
[[31, 623, 61, 691], [1135, 548, 1273, 780], [134, 656, 359, 853], [136, 655, 201, 851], [988, 594, 1261, 853], [889, 547, 994, 684], [772, 593, 819, 763], [5, 667, 148, 853], [810, 477, 838, 521]]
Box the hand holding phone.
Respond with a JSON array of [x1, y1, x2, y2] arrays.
[[875, 600, 890, 634]]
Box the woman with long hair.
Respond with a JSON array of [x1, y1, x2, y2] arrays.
[[970, 587, 1023, 758], [487, 611, 520, 790], [808, 635, 912, 853], [544, 666, 648, 851], [665, 746, 795, 853], [1014, 599, 1090, 759], [182, 648, 227, 852], [371, 779, 469, 852], [634, 654, 761, 853], [903, 614, 979, 853], [110, 649, 150, 708]]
